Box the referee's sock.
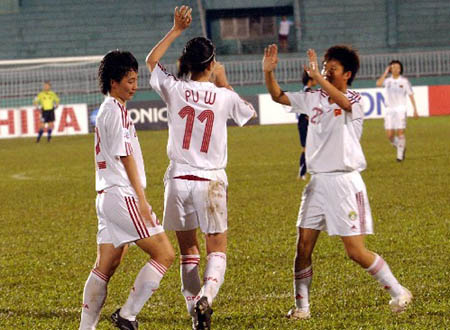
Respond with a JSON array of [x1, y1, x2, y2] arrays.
[[37, 129, 44, 142], [47, 128, 53, 142]]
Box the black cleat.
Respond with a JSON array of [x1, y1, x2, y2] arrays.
[[194, 297, 213, 330], [111, 308, 138, 330]]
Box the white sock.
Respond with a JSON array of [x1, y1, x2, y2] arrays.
[[366, 254, 403, 297], [201, 252, 226, 306], [120, 260, 167, 321], [181, 255, 201, 316], [294, 266, 312, 310], [397, 136, 406, 159], [391, 136, 398, 147], [79, 269, 109, 330]]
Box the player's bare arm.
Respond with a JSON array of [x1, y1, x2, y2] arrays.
[[120, 154, 153, 224], [376, 65, 390, 87], [305, 49, 352, 111], [409, 94, 419, 119], [211, 62, 233, 90], [146, 5, 192, 72], [263, 44, 291, 105]]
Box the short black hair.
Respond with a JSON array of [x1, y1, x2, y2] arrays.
[[302, 69, 312, 86], [389, 60, 404, 75], [324, 45, 359, 86], [98, 50, 138, 95]]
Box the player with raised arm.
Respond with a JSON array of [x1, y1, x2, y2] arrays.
[[263, 44, 412, 320], [376, 60, 418, 161], [146, 6, 256, 330], [79, 50, 175, 330]]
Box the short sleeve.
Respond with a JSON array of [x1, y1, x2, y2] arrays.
[[349, 92, 364, 120], [405, 79, 414, 95], [149, 63, 179, 104], [286, 91, 314, 115], [52, 91, 60, 104], [105, 104, 131, 157], [229, 92, 256, 127]]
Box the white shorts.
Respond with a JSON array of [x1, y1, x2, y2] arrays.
[[96, 186, 164, 248], [384, 106, 407, 130], [163, 177, 228, 234], [297, 171, 373, 236]]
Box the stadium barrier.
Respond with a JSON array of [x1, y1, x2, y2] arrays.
[[1, 85, 449, 138]]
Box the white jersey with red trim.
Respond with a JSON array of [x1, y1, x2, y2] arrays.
[[95, 96, 146, 191], [150, 63, 255, 175], [285, 88, 366, 173], [383, 76, 413, 109]]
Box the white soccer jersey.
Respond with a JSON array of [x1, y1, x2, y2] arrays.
[[286, 89, 366, 173], [95, 96, 146, 191], [150, 63, 255, 174], [383, 76, 413, 109]]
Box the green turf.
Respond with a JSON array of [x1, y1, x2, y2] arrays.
[[0, 116, 449, 329]]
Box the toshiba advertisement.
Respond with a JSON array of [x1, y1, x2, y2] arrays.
[[0, 104, 89, 139]]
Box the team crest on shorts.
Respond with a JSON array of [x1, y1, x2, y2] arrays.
[[348, 211, 358, 221]]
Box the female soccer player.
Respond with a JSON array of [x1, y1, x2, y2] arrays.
[[263, 44, 412, 320], [146, 6, 256, 330], [79, 50, 175, 330], [376, 60, 419, 161]]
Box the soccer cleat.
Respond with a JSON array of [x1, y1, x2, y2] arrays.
[[286, 307, 311, 320], [111, 308, 139, 330], [194, 296, 213, 330], [389, 287, 413, 313]]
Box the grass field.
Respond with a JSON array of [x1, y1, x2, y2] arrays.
[[0, 116, 449, 329]]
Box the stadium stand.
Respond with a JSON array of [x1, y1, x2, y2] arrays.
[[0, 0, 449, 62]]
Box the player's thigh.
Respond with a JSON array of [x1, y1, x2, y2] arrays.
[[325, 172, 373, 236], [193, 180, 228, 234], [297, 176, 326, 231], [163, 179, 198, 231], [384, 111, 396, 130], [100, 187, 164, 247]]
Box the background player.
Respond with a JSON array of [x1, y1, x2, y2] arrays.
[[79, 50, 175, 330], [263, 44, 412, 320], [33, 81, 59, 142], [376, 60, 419, 161], [146, 6, 256, 330], [296, 70, 316, 180]]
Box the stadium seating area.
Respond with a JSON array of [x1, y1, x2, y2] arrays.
[[0, 0, 449, 61]]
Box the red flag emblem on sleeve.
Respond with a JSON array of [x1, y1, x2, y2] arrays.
[[334, 108, 342, 116]]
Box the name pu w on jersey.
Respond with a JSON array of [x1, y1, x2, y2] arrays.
[[376, 60, 419, 161], [33, 81, 60, 142], [79, 50, 175, 330], [263, 44, 412, 321], [146, 6, 256, 330]]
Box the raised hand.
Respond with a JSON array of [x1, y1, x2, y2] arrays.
[[304, 49, 320, 79], [174, 5, 192, 32], [263, 44, 279, 73]]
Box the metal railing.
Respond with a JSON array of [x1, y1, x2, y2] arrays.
[[1, 50, 449, 108]]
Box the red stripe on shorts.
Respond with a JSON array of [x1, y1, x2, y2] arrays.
[[128, 196, 150, 237], [125, 196, 144, 239], [132, 197, 155, 229]]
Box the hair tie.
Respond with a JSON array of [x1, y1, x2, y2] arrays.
[[199, 51, 215, 64]]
